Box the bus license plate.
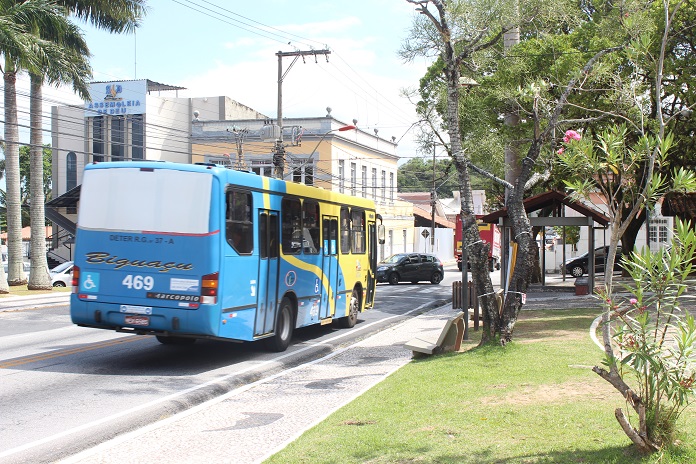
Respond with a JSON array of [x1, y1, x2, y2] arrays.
[[124, 315, 149, 326]]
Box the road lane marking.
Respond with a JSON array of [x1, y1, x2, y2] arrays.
[[0, 336, 145, 369], [1, 301, 438, 460]]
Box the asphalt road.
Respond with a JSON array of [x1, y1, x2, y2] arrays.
[[0, 265, 463, 463]]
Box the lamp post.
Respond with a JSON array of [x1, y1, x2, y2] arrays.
[[299, 125, 357, 183]]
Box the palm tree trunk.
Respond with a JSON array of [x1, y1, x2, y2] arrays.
[[28, 74, 51, 289], [4, 65, 27, 286]]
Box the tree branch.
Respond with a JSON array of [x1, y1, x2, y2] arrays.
[[466, 159, 513, 190], [524, 170, 551, 191]]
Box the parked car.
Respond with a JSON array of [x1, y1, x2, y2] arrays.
[[3, 261, 31, 274], [376, 253, 444, 285], [562, 246, 623, 277], [50, 261, 74, 287]]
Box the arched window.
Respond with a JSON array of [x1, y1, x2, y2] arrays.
[[66, 152, 77, 191]]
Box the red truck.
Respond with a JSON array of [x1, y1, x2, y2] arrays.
[[454, 217, 501, 272]]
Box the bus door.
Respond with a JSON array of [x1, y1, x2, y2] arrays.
[[321, 216, 339, 319], [256, 210, 280, 336], [365, 220, 377, 307]]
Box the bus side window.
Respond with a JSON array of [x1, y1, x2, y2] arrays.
[[340, 206, 351, 254], [226, 189, 253, 254], [302, 200, 320, 254], [351, 209, 365, 254], [281, 197, 302, 255]]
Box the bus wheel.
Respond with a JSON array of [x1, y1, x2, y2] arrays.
[[264, 297, 294, 352], [156, 335, 196, 345], [338, 290, 359, 329]]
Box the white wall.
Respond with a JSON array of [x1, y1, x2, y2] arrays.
[[414, 227, 454, 264]]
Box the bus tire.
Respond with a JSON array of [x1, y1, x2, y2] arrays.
[[338, 289, 360, 329], [156, 335, 196, 345], [264, 297, 294, 352]]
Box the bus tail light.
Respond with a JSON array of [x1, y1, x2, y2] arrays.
[[71, 266, 80, 293], [201, 273, 219, 304]]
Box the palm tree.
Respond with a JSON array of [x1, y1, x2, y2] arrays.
[[24, 0, 145, 289], [1, 0, 71, 286], [27, 21, 91, 289], [61, 1, 147, 33]]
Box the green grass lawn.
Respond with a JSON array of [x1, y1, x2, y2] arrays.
[[0, 285, 70, 297], [266, 308, 696, 464]]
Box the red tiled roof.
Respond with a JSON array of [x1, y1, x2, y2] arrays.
[[0, 226, 52, 241]]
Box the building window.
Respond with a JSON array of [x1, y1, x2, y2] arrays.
[[291, 162, 314, 186], [130, 114, 144, 160], [66, 152, 77, 191], [338, 160, 344, 193], [361, 166, 367, 198], [250, 163, 272, 177], [90, 115, 143, 162], [305, 165, 314, 186], [649, 218, 669, 243], [66, 151, 77, 214], [111, 116, 125, 161], [381, 170, 386, 202], [92, 116, 105, 162], [389, 172, 394, 201], [350, 162, 356, 196], [372, 168, 377, 199]]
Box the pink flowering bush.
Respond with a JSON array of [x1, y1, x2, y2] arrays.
[[599, 219, 696, 449], [563, 129, 582, 143]]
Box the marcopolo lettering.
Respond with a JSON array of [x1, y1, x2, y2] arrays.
[[85, 252, 193, 273]]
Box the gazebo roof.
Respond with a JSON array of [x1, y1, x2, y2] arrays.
[[662, 192, 696, 221], [479, 190, 609, 226]]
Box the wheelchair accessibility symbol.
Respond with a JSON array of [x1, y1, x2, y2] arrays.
[[80, 272, 100, 292]]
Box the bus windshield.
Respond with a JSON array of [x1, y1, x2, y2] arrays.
[[78, 167, 212, 234]]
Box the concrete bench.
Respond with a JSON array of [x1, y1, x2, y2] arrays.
[[405, 311, 465, 356]]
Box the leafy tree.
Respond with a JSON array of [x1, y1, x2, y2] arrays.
[[397, 157, 463, 195], [402, 0, 625, 343], [553, 225, 579, 252], [0, 145, 52, 227]]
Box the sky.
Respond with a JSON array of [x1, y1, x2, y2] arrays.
[[3, 0, 435, 162]]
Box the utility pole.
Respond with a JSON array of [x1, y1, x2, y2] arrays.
[[274, 49, 331, 179], [430, 143, 436, 253]]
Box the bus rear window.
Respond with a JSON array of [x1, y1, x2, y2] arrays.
[[78, 168, 212, 234]]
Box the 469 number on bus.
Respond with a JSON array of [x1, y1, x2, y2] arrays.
[[122, 274, 155, 290]]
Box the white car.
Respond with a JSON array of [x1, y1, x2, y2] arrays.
[[50, 261, 74, 287]]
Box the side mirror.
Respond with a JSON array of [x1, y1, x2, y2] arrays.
[[377, 224, 386, 245]]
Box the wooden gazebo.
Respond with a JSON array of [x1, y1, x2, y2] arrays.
[[479, 190, 610, 291]]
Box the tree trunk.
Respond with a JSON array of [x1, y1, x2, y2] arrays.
[[441, 42, 497, 345], [4, 66, 27, 286], [28, 74, 52, 290]]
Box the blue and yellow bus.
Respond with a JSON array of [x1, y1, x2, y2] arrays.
[[70, 161, 383, 351]]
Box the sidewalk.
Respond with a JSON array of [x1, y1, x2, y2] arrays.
[[60, 304, 466, 464], [0, 291, 70, 313]]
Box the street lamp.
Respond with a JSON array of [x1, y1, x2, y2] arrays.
[[303, 124, 357, 168]]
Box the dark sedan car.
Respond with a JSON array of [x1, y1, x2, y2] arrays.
[[562, 245, 624, 277], [376, 253, 444, 284]]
